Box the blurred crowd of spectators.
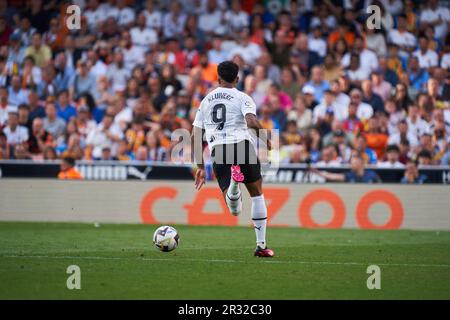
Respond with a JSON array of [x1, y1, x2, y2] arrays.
[[0, 0, 449, 173]]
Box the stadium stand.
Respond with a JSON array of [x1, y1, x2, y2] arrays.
[[0, 0, 449, 183]]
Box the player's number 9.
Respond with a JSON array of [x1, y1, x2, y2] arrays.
[[212, 104, 226, 130]]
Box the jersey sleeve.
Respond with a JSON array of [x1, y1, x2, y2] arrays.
[[240, 93, 257, 116], [192, 104, 205, 129]]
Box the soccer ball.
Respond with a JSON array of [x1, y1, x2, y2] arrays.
[[153, 226, 179, 252]]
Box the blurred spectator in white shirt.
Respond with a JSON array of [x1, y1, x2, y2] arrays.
[[349, 88, 374, 121], [86, 113, 123, 159], [341, 36, 378, 74], [371, 70, 392, 102], [85, 49, 107, 80], [163, 1, 187, 39], [198, 0, 227, 36], [224, 0, 249, 37], [69, 60, 96, 100], [316, 144, 342, 167], [308, 26, 327, 58], [365, 27, 387, 57], [388, 119, 419, 147], [406, 104, 430, 143], [420, 0, 450, 40], [313, 90, 347, 123], [377, 144, 405, 168], [413, 35, 439, 69], [8, 75, 28, 107], [113, 0, 136, 28], [346, 54, 370, 85], [84, 0, 105, 32], [2, 107, 29, 146], [228, 28, 262, 66], [208, 35, 228, 64], [106, 50, 130, 93], [380, 0, 403, 16], [387, 14, 416, 58], [120, 31, 145, 73], [130, 12, 158, 49], [143, 0, 163, 32], [43, 102, 66, 139]]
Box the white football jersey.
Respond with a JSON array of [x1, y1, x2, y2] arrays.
[[193, 87, 257, 149]]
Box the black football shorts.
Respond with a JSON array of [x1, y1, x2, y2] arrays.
[[211, 140, 262, 192]]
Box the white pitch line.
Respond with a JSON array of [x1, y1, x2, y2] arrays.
[[2, 255, 450, 268]]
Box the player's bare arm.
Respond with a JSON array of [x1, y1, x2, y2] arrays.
[[245, 113, 272, 151]]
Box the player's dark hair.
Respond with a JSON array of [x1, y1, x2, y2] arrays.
[[217, 61, 239, 83]]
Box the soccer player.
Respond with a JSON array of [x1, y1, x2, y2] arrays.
[[191, 61, 274, 258]]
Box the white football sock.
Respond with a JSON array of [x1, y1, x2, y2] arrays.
[[251, 194, 267, 248], [226, 179, 242, 216]]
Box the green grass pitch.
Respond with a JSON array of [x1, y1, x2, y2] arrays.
[[0, 222, 449, 299]]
